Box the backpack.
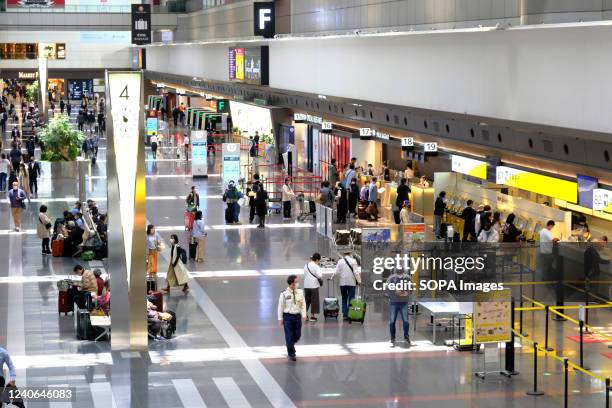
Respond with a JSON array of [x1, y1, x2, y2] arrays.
[[179, 246, 187, 264]]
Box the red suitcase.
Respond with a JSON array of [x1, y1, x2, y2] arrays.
[[148, 290, 164, 312], [58, 291, 73, 315], [52, 239, 64, 257], [184, 211, 195, 231]]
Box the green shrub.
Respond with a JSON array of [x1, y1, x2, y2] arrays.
[[39, 115, 85, 161]]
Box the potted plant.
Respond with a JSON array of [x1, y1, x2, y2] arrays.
[[39, 115, 84, 161], [24, 81, 39, 103]]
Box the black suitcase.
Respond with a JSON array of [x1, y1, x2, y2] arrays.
[[91, 155, 96, 165], [225, 206, 233, 224], [147, 278, 157, 293], [323, 283, 340, 319], [189, 242, 197, 259], [76, 308, 91, 340]]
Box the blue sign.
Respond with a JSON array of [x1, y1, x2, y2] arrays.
[[191, 131, 208, 178]]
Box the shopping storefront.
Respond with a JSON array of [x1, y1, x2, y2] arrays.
[[1, 69, 105, 101]]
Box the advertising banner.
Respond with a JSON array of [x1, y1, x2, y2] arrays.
[[403, 223, 426, 243], [496, 166, 577, 203], [362, 228, 391, 243], [473, 290, 512, 344], [68, 79, 93, 100], [222, 143, 241, 187], [146, 110, 158, 137], [235, 48, 245, 81], [7, 0, 64, 8], [191, 131, 208, 178], [131, 4, 151, 45], [593, 189, 612, 213], [451, 155, 487, 180]]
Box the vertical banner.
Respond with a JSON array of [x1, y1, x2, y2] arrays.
[[38, 57, 48, 123], [191, 130, 208, 178], [106, 70, 147, 351], [131, 4, 151, 45], [222, 143, 241, 187]]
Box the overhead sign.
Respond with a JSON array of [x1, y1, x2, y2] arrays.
[[7, 0, 64, 8], [191, 131, 208, 178], [401, 137, 414, 147], [322, 121, 333, 133], [294, 113, 323, 125], [359, 128, 390, 141], [216, 99, 230, 114], [496, 166, 578, 203], [451, 155, 487, 180], [222, 143, 241, 187], [254, 1, 275, 38], [593, 189, 612, 213], [424, 142, 438, 152], [131, 4, 151, 45]]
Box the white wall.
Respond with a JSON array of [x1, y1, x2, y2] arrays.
[[146, 44, 228, 82], [0, 31, 131, 69]]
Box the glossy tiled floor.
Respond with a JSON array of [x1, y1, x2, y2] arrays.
[[0, 122, 610, 408]]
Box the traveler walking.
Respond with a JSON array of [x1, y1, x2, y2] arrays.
[[332, 250, 361, 320], [7, 181, 26, 231], [8, 143, 22, 172], [394, 178, 410, 224], [185, 186, 200, 212], [319, 181, 334, 208], [277, 274, 306, 361], [434, 191, 446, 239], [28, 157, 41, 196], [164, 234, 189, 293], [223, 181, 243, 223], [191, 210, 207, 263], [282, 177, 295, 219], [183, 134, 190, 160], [146, 224, 162, 279], [150, 134, 158, 159], [348, 177, 359, 217], [303, 253, 323, 322], [37, 205, 52, 254], [0, 346, 26, 408], [25, 137, 35, 159], [0, 153, 11, 192], [255, 184, 269, 228], [66, 103, 72, 117], [246, 176, 261, 223], [18, 163, 31, 201], [60, 99, 65, 114], [460, 200, 477, 242], [386, 269, 411, 345]]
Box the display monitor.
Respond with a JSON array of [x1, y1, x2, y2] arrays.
[[577, 174, 598, 209]]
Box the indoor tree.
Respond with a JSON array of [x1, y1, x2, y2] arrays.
[[25, 80, 39, 103], [39, 115, 84, 161]]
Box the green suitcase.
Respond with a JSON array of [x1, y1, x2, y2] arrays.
[[347, 297, 366, 324], [82, 250, 94, 261]]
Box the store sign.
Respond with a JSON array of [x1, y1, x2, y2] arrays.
[[7, 0, 64, 8], [254, 1, 275, 38], [18, 71, 38, 80], [424, 142, 438, 152], [131, 4, 151, 45], [593, 189, 612, 213], [294, 113, 323, 125], [401, 137, 414, 147], [222, 143, 241, 187], [191, 131, 208, 178], [496, 166, 578, 203], [451, 155, 487, 180], [107, 71, 143, 279]]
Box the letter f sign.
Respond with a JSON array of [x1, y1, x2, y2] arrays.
[[259, 9, 271, 30]]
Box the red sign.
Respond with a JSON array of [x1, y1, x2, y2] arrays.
[[8, 0, 65, 7]]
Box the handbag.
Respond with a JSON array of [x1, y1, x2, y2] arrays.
[[306, 263, 323, 287]]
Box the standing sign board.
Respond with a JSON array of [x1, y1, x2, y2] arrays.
[[222, 143, 241, 187], [191, 131, 208, 178], [473, 290, 512, 344], [131, 4, 151, 45], [146, 110, 158, 136]]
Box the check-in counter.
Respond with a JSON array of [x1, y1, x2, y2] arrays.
[[557, 242, 611, 300], [411, 185, 434, 223]]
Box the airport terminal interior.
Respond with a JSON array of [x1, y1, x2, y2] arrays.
[[0, 0, 611, 407]]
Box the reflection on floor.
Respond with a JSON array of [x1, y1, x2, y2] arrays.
[[0, 131, 610, 408]]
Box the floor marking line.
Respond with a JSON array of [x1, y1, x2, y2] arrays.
[[172, 379, 208, 408], [89, 382, 117, 408], [7, 233, 26, 388], [213, 377, 252, 408]]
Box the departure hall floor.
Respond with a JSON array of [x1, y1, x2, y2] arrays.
[[0, 139, 610, 408]]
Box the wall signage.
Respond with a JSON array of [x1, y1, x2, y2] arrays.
[[593, 189, 612, 213], [359, 128, 390, 141], [216, 99, 230, 114], [7, 0, 64, 8], [424, 142, 438, 152], [253, 1, 275, 38], [131, 4, 151, 45], [229, 46, 269, 85], [321, 121, 333, 133], [18, 71, 38, 79], [496, 166, 577, 203], [294, 113, 323, 125], [401, 137, 414, 147], [451, 155, 487, 180]]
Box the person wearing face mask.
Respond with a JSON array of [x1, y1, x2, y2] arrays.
[[164, 234, 189, 293], [7, 181, 26, 232], [348, 177, 360, 218], [277, 274, 306, 362]]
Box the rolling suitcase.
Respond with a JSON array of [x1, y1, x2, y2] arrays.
[[147, 277, 157, 293], [347, 287, 366, 324], [184, 211, 195, 230], [189, 241, 197, 260], [76, 308, 91, 340], [52, 239, 64, 257], [58, 290, 73, 315], [82, 250, 94, 261], [323, 283, 340, 319], [357, 202, 367, 220], [148, 290, 164, 312], [225, 206, 233, 224]]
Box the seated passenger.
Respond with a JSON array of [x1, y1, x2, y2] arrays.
[[63, 221, 83, 257], [69, 265, 97, 309], [93, 280, 110, 315]]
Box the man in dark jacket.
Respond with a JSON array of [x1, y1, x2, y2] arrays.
[[255, 186, 268, 228], [460, 200, 477, 242], [434, 191, 446, 239], [28, 157, 41, 196], [394, 178, 411, 224]]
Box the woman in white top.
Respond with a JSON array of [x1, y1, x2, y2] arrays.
[[281, 177, 295, 219], [399, 200, 411, 225], [478, 221, 499, 243], [191, 210, 207, 262], [37, 204, 52, 254], [303, 253, 323, 322], [18, 163, 30, 201]]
